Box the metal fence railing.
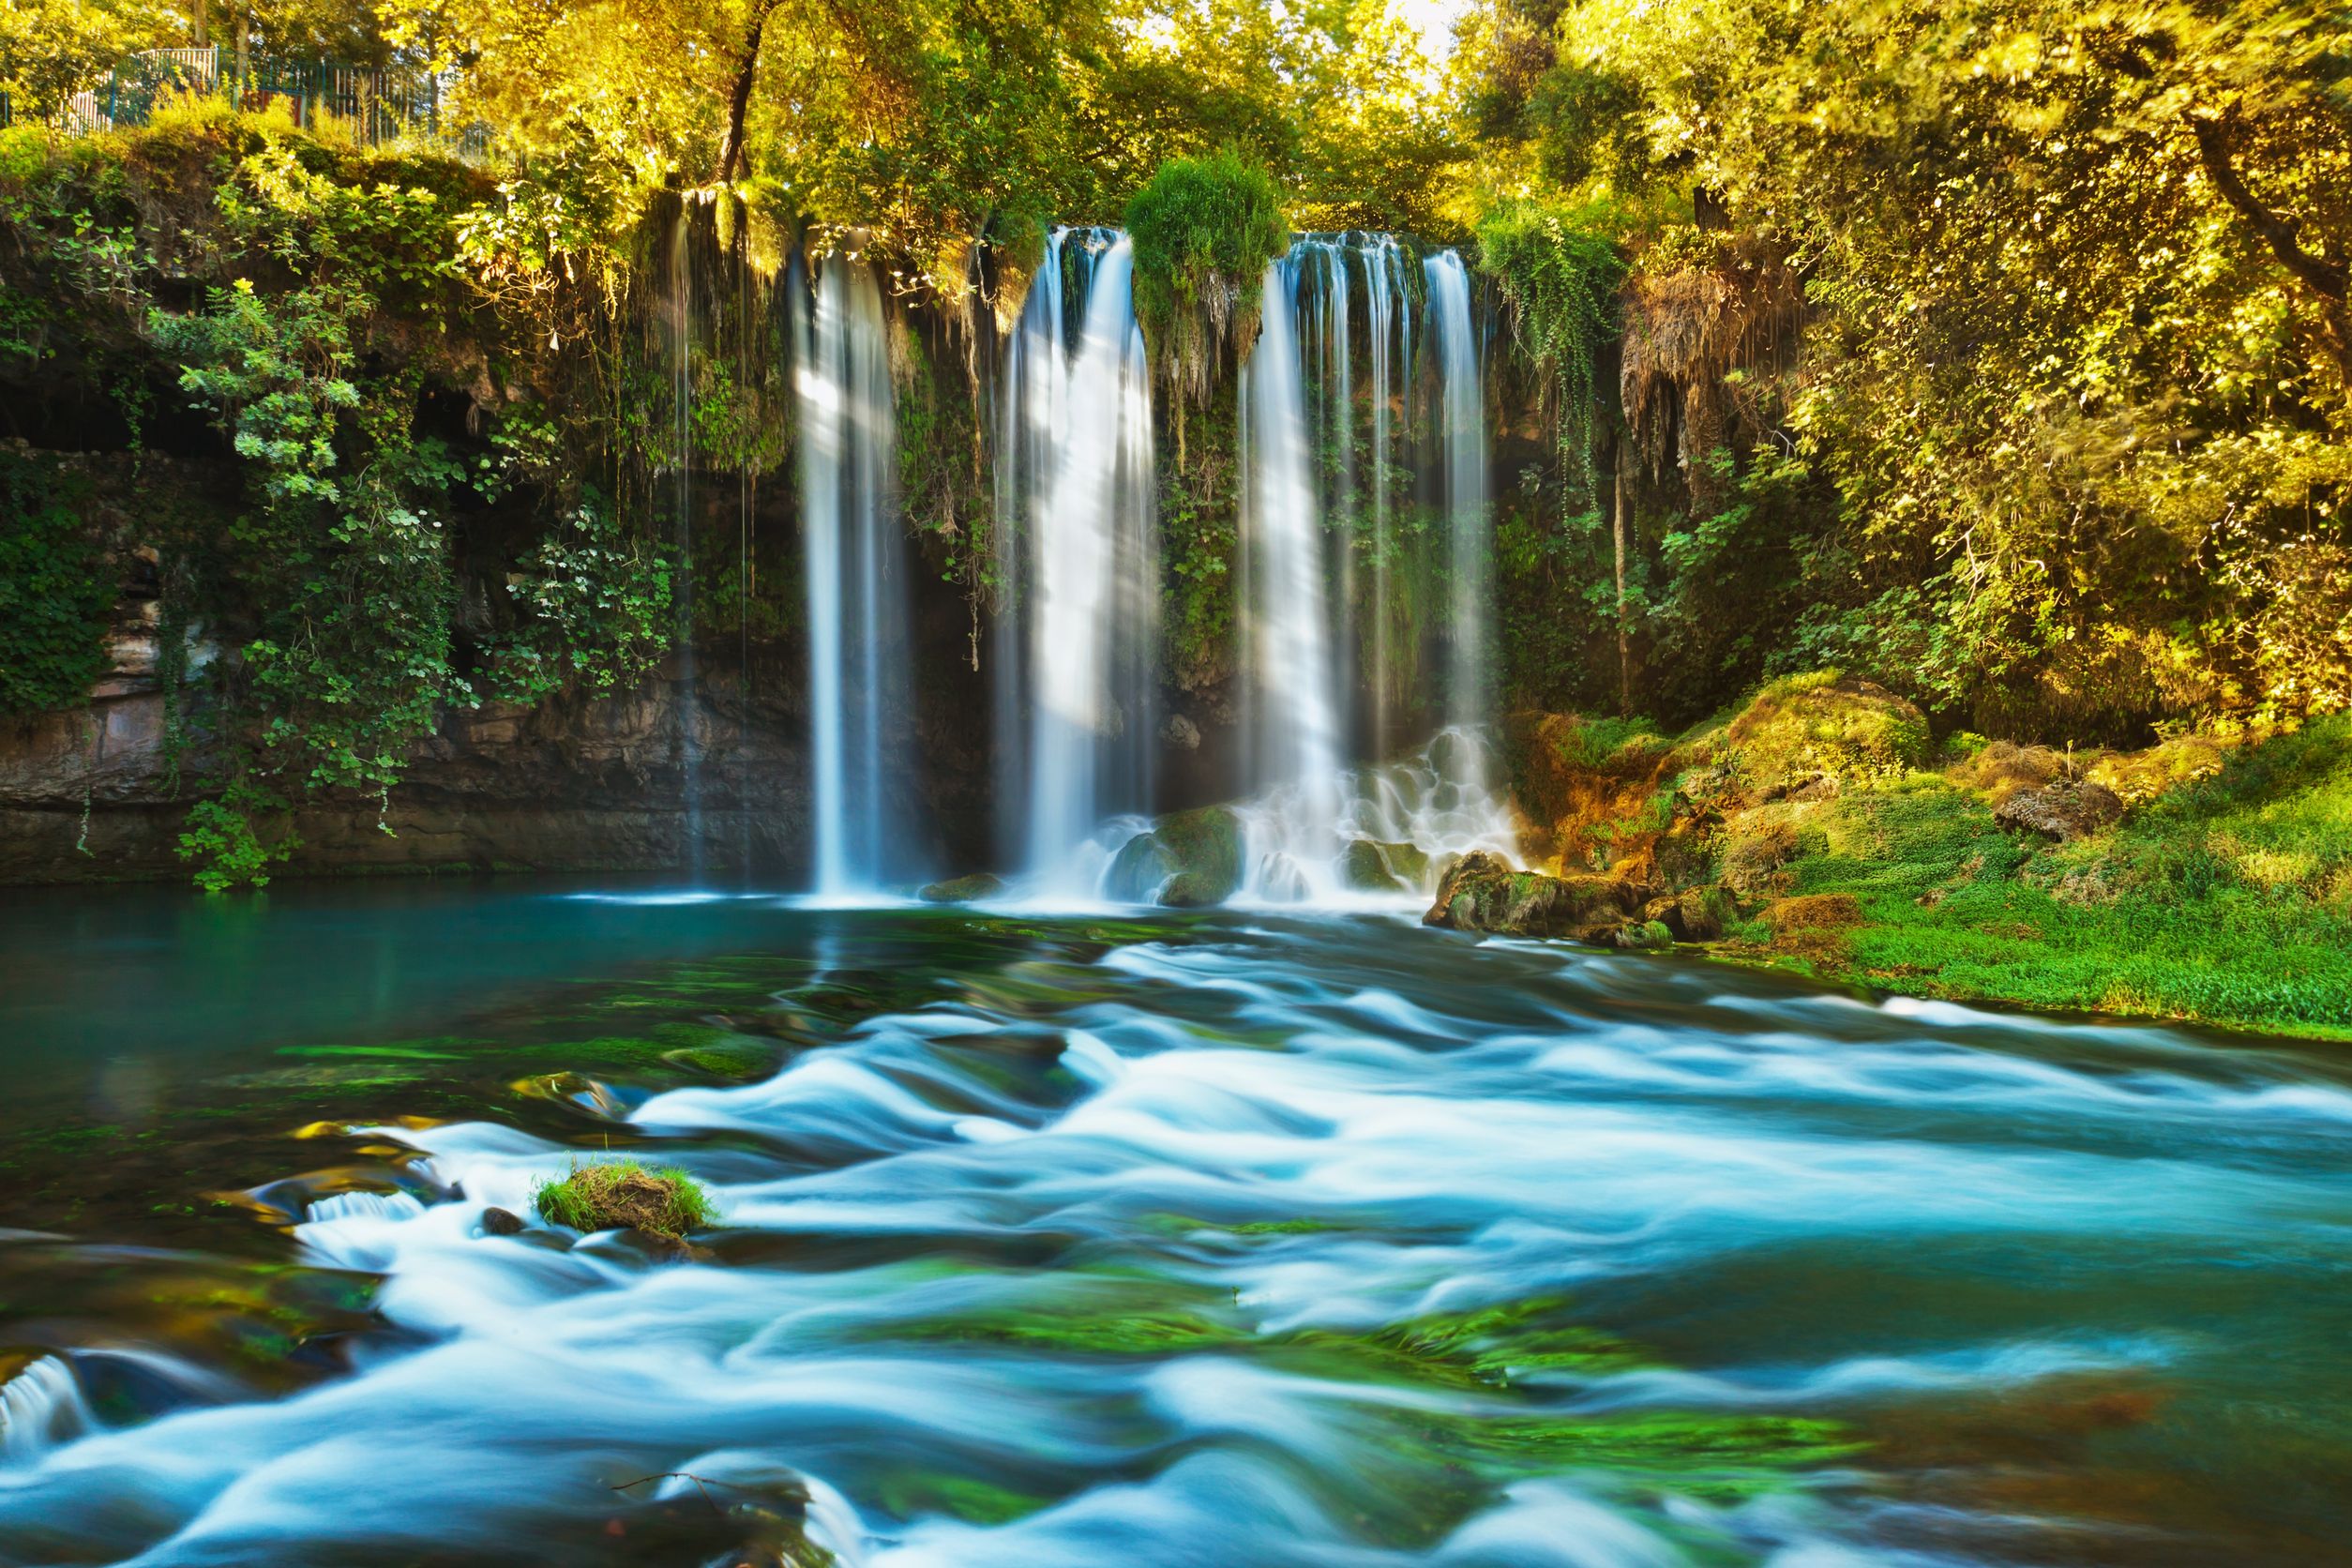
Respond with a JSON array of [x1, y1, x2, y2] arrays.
[[0, 46, 491, 160]]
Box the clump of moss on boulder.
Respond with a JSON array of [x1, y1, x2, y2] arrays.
[[1342, 837, 1431, 893], [533, 1159, 717, 1240]]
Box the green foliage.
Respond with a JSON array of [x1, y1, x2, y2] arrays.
[[157, 278, 470, 814], [0, 452, 114, 715], [1462, 0, 2352, 735], [1125, 150, 1289, 401], [1158, 383, 1243, 685], [490, 493, 672, 701], [175, 780, 294, 893], [0, 0, 163, 129], [1548, 713, 1668, 770], [1475, 200, 1625, 499]]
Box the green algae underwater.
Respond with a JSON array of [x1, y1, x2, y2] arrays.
[[2, 879, 2351, 1564]]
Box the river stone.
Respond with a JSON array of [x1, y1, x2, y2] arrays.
[[1422, 851, 1640, 940], [480, 1206, 525, 1236], [1613, 919, 1675, 950], [919, 872, 1006, 903]]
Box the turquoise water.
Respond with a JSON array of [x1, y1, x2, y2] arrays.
[[2, 880, 2349, 1564]]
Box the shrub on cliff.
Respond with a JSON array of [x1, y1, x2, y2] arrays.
[[1125, 151, 1289, 410], [0, 454, 113, 716]]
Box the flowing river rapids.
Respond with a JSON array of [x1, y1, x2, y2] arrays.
[[2, 882, 2350, 1565]]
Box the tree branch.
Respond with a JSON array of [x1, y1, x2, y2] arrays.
[[2187, 113, 2346, 303], [714, 0, 790, 187]]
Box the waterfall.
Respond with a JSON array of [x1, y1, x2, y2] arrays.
[[794, 250, 913, 897], [665, 210, 706, 881], [1360, 234, 1411, 758], [1425, 250, 1490, 749], [984, 230, 1510, 902], [994, 228, 1159, 893], [1238, 252, 1345, 897]]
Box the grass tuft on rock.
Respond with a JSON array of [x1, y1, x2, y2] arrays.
[[533, 1159, 718, 1239]]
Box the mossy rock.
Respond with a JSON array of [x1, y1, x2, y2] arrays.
[[1643, 885, 1737, 942], [533, 1159, 717, 1240], [920, 872, 1007, 903], [1103, 833, 1179, 903], [1715, 671, 1928, 798], [1107, 806, 1244, 907], [1422, 851, 1641, 939]]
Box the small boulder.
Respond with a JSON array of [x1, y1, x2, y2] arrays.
[[480, 1206, 525, 1236], [534, 1160, 717, 1241], [919, 872, 1007, 903], [1993, 779, 2124, 841], [1612, 919, 1675, 950]]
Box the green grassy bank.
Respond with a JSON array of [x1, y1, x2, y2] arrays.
[[1503, 686, 2352, 1044]]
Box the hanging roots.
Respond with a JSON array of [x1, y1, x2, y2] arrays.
[[1620, 239, 1803, 501]]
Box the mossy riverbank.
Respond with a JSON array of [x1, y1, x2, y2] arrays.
[[1485, 675, 2352, 1044]]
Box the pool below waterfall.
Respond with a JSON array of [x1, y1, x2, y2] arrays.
[[1, 878, 2348, 1565]]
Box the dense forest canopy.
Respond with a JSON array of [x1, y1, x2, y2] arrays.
[[1, 0, 2346, 884]]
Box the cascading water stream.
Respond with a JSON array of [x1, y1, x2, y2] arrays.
[[1360, 234, 1410, 760], [795, 251, 914, 898], [1425, 249, 1490, 755], [1238, 252, 1346, 898], [995, 228, 1159, 895], [988, 230, 1507, 903], [1229, 239, 1513, 899]]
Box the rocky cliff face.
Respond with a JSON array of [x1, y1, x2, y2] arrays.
[[1, 637, 994, 888]]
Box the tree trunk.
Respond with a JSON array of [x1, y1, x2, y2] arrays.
[[2187, 113, 2351, 384], [714, 0, 789, 186], [194, 0, 209, 49], [1614, 463, 1632, 716]]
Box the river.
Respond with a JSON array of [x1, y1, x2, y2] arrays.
[[1, 879, 2347, 1564]]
